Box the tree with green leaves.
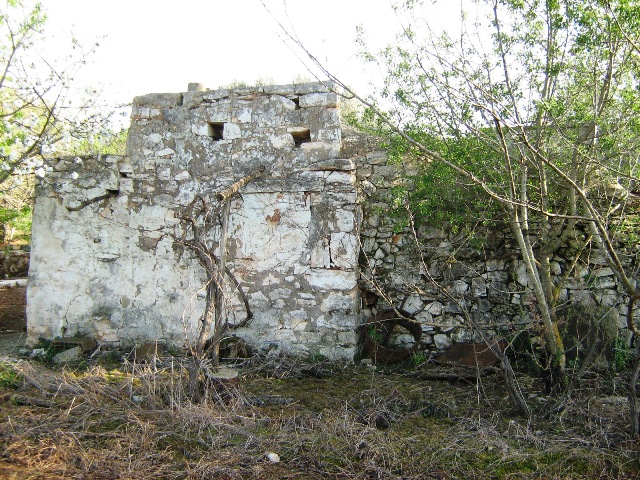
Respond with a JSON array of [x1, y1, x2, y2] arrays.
[[0, 0, 124, 244], [273, 0, 640, 421], [0, 0, 126, 180]]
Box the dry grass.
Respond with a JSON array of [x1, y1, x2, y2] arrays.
[[0, 356, 638, 479]]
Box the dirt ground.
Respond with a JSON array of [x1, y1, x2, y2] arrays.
[[0, 332, 26, 358], [0, 290, 638, 478], [0, 352, 638, 479]]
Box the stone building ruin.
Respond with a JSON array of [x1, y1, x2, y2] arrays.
[[27, 82, 639, 359]]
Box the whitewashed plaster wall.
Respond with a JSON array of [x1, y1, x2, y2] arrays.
[[27, 83, 362, 359]]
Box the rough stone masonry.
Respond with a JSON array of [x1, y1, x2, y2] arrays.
[[28, 82, 363, 359], [27, 82, 639, 359]]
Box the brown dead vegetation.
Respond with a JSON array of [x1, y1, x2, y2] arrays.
[[0, 355, 638, 479]]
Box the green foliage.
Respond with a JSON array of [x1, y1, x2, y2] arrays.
[[611, 214, 640, 246], [613, 336, 634, 372], [367, 324, 384, 344], [0, 0, 115, 188], [67, 128, 128, 156], [0, 172, 33, 244], [305, 351, 328, 363], [348, 0, 640, 396], [0, 204, 31, 244], [0, 204, 30, 226], [218, 76, 276, 90], [0, 362, 22, 389], [360, 0, 640, 222], [409, 350, 427, 366], [32, 338, 56, 363], [374, 127, 504, 233]]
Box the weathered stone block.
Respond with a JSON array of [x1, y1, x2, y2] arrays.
[[426, 301, 443, 316], [471, 277, 487, 297], [306, 269, 357, 291], [434, 334, 453, 350], [53, 347, 82, 364], [330, 232, 357, 269], [299, 93, 338, 108]]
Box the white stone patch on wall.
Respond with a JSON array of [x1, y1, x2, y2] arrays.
[[270, 134, 295, 149], [191, 123, 211, 136], [129, 204, 172, 231], [230, 192, 311, 271], [311, 238, 331, 268], [306, 269, 358, 290], [326, 171, 354, 185], [156, 147, 175, 157], [321, 293, 355, 314], [300, 141, 340, 159], [315, 128, 341, 143], [515, 263, 529, 287], [221, 123, 241, 140], [205, 107, 231, 124], [299, 92, 338, 108], [174, 171, 191, 181], [335, 209, 354, 232], [237, 106, 252, 123], [269, 95, 297, 111], [434, 334, 453, 350], [330, 232, 357, 269]]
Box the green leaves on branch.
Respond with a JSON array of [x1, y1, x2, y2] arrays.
[[0, 0, 120, 187]]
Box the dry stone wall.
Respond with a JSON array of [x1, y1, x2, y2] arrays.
[[352, 138, 640, 352], [1, 249, 29, 279]]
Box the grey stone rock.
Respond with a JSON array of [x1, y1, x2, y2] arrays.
[[53, 347, 82, 364]]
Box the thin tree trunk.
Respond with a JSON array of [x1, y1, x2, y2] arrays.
[[210, 198, 231, 369], [626, 293, 640, 436], [509, 216, 566, 393], [502, 354, 531, 416]]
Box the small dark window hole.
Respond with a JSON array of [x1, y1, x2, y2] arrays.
[[292, 97, 300, 109], [208, 122, 225, 140], [292, 128, 311, 147]]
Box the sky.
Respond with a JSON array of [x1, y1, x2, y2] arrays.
[[37, 0, 464, 127], [42, 1, 392, 100]]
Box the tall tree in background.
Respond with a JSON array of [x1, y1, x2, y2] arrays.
[[0, 0, 119, 184], [367, 0, 640, 393], [0, 0, 123, 243]]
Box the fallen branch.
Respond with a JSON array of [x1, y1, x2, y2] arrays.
[[409, 367, 500, 381]]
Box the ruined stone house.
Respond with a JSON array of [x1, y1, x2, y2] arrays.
[[28, 82, 369, 359], [26, 82, 639, 359]]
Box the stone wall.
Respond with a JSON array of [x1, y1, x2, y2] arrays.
[[28, 82, 362, 359], [27, 81, 640, 359], [1, 249, 29, 279], [353, 142, 640, 351]]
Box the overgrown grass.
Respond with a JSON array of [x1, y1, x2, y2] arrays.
[[0, 355, 638, 479]]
